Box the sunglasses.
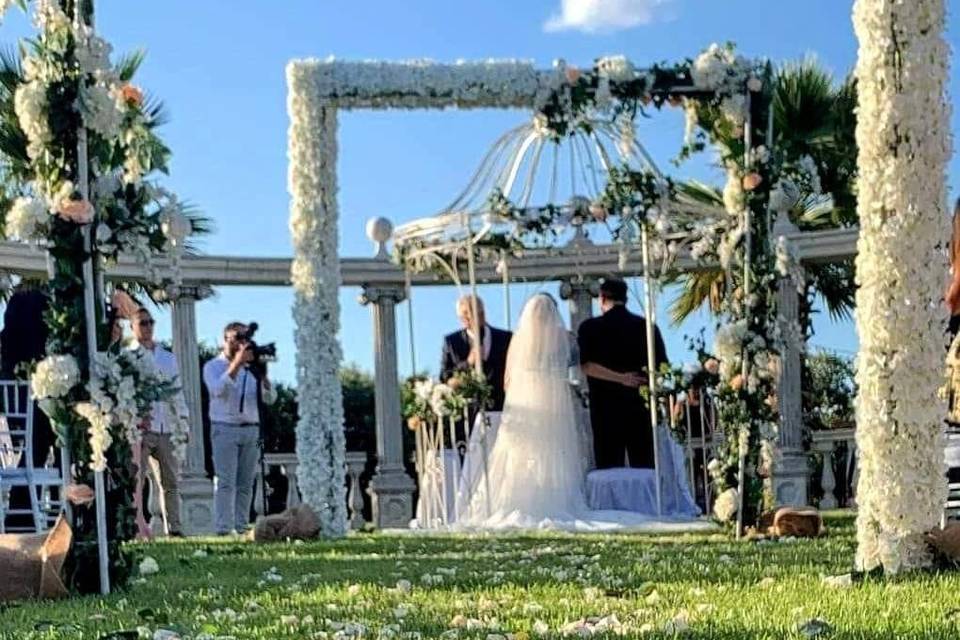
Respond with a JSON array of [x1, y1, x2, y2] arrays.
[[136, 319, 155, 326]]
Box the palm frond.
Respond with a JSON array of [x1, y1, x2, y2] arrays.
[[667, 268, 726, 325], [0, 45, 23, 95], [773, 58, 836, 154], [674, 179, 723, 207], [115, 49, 146, 83], [806, 260, 856, 322], [141, 91, 170, 129]]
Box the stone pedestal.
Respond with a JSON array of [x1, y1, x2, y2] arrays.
[[167, 284, 216, 535], [360, 284, 416, 528], [771, 222, 811, 507]]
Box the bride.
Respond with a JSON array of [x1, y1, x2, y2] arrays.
[[455, 293, 693, 531]]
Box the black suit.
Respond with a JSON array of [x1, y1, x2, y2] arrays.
[[440, 326, 512, 413], [578, 305, 668, 469]]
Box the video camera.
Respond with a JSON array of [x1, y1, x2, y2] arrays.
[[235, 322, 277, 377]]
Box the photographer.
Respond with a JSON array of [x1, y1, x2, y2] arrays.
[[202, 322, 276, 535]]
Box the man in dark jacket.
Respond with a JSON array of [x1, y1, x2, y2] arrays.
[[440, 295, 511, 446], [578, 278, 668, 469]]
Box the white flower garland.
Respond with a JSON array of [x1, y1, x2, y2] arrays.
[[852, 0, 951, 574], [288, 61, 348, 537], [302, 57, 542, 110]]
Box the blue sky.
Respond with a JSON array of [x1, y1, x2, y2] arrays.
[[3, 0, 959, 383]]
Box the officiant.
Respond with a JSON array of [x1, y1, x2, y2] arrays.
[[439, 295, 511, 443]]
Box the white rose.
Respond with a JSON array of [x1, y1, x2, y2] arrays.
[[5, 196, 49, 241], [31, 354, 81, 399], [713, 488, 739, 522]]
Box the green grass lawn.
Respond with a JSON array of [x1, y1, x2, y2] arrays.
[[3, 512, 960, 639]]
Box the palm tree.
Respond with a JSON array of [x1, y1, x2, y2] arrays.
[[667, 59, 857, 330]]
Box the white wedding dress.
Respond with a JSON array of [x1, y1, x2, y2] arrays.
[[454, 294, 701, 532]]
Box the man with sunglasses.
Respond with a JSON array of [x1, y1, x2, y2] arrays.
[[130, 307, 189, 537]]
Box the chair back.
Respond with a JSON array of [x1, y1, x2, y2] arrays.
[[0, 380, 34, 472]]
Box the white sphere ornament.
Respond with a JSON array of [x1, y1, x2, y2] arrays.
[[366, 216, 394, 258], [161, 211, 192, 247]]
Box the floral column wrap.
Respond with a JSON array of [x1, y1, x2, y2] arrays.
[[287, 61, 348, 537], [853, 0, 952, 573]]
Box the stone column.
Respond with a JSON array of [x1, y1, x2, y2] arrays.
[[559, 277, 598, 333], [167, 284, 215, 535], [359, 284, 415, 528], [770, 221, 810, 507]]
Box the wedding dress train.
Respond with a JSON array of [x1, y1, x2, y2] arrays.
[[454, 294, 702, 532]]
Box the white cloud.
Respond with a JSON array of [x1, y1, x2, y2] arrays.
[[543, 0, 675, 34]]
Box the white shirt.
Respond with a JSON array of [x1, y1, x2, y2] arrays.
[[130, 342, 189, 435], [466, 324, 493, 362], [202, 353, 277, 425]]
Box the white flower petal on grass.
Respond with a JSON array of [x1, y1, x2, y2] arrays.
[[533, 620, 550, 635], [138, 556, 159, 576], [822, 573, 853, 589]]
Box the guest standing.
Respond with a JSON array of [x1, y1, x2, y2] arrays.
[[202, 322, 276, 535], [130, 308, 189, 537]]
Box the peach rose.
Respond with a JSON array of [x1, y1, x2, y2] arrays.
[[57, 198, 94, 224], [66, 483, 95, 506], [111, 290, 140, 319], [406, 416, 422, 431], [565, 66, 581, 85], [121, 83, 144, 106], [447, 376, 462, 391], [729, 374, 744, 391], [742, 173, 763, 191]]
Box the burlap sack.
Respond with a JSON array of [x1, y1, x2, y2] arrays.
[[927, 522, 960, 560], [253, 505, 321, 542], [769, 506, 823, 538], [0, 515, 71, 601]]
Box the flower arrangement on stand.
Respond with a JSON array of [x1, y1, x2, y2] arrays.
[[0, 0, 199, 591]]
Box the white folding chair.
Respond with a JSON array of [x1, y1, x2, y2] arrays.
[[0, 380, 62, 533]]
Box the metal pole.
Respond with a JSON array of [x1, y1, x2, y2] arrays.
[[74, 0, 110, 595], [404, 267, 417, 376], [640, 226, 662, 517], [735, 90, 754, 540], [500, 250, 511, 331]]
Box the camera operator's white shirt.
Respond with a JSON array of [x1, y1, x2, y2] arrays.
[[203, 354, 277, 425], [130, 341, 189, 435]]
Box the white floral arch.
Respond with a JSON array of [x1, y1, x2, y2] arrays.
[[286, 55, 775, 536]]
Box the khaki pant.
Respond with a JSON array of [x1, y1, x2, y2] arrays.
[[140, 432, 182, 534]]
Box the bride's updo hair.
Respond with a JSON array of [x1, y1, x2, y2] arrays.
[[507, 294, 569, 371]]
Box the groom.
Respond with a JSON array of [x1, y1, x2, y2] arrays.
[[440, 295, 512, 415], [578, 278, 668, 469]]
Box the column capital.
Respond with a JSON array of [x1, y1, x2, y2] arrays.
[[359, 283, 406, 306], [157, 283, 215, 303], [559, 277, 600, 301]]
